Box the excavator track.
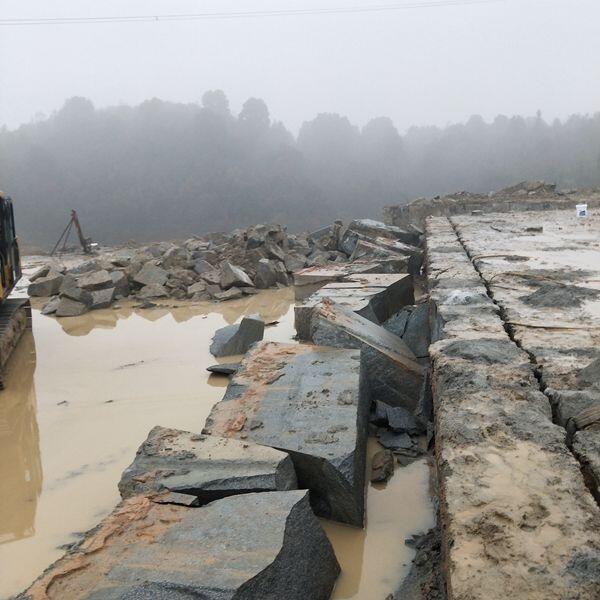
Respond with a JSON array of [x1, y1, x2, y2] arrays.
[[0, 298, 32, 389]]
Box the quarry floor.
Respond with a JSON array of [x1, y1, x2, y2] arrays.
[[0, 278, 433, 599]]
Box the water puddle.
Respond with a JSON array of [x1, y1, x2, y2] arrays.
[[0, 285, 434, 598], [324, 442, 434, 599]]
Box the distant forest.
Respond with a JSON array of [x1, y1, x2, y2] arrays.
[[1, 92, 600, 247]]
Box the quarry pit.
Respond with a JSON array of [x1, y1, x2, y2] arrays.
[[2, 197, 600, 599]]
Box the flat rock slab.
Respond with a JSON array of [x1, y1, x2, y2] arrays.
[[21, 491, 340, 600], [293, 261, 393, 288], [295, 272, 413, 340], [207, 362, 241, 375], [210, 314, 265, 357], [119, 426, 297, 501], [203, 341, 369, 526], [309, 300, 425, 410]]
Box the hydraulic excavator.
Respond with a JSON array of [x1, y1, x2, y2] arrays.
[[0, 191, 32, 389]]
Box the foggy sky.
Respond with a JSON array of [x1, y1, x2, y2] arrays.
[[2, 0, 600, 133]]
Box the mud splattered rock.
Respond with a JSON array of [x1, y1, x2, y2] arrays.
[[204, 341, 369, 526], [295, 272, 414, 340], [210, 314, 265, 357], [119, 426, 297, 501], [20, 491, 340, 600], [309, 300, 425, 410]]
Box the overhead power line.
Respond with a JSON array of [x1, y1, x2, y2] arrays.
[[0, 0, 502, 26]]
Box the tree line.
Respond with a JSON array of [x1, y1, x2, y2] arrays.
[[1, 92, 599, 247]]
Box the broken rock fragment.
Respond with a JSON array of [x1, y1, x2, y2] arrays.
[[133, 263, 168, 287], [295, 272, 414, 340], [309, 300, 425, 411], [210, 314, 265, 357], [27, 272, 64, 297], [54, 296, 88, 317], [220, 261, 253, 289], [21, 491, 339, 600], [119, 426, 297, 501], [204, 341, 369, 526]]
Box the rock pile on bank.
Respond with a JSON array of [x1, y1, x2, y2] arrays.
[[28, 219, 423, 317]]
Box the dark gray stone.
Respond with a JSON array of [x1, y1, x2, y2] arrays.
[[186, 281, 207, 297], [110, 271, 130, 298], [55, 296, 88, 317], [41, 296, 61, 315], [372, 401, 425, 435], [210, 314, 265, 357], [371, 449, 395, 483], [60, 283, 93, 306], [29, 265, 51, 282], [133, 263, 168, 287], [572, 430, 600, 501], [78, 269, 113, 291], [309, 300, 425, 411], [578, 357, 600, 389], [204, 341, 369, 526], [207, 362, 241, 375], [378, 430, 416, 451], [213, 287, 243, 301], [347, 218, 420, 246], [220, 262, 253, 289], [119, 426, 297, 501], [295, 272, 414, 340], [22, 491, 340, 600], [193, 259, 213, 275], [91, 287, 116, 309], [255, 258, 277, 288], [137, 283, 168, 299], [28, 272, 64, 297]]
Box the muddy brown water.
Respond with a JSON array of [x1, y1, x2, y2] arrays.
[[0, 286, 433, 598]]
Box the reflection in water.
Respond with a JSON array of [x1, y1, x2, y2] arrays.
[[55, 292, 295, 337], [0, 333, 41, 546]]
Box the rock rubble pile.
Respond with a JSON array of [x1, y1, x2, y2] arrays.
[[28, 219, 423, 317]]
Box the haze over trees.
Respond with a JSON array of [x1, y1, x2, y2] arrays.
[[1, 92, 599, 247]]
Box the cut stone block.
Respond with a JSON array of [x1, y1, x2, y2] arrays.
[[308, 300, 425, 410], [203, 341, 369, 526], [119, 426, 297, 501], [210, 314, 265, 357], [21, 491, 340, 600], [295, 273, 413, 340]]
